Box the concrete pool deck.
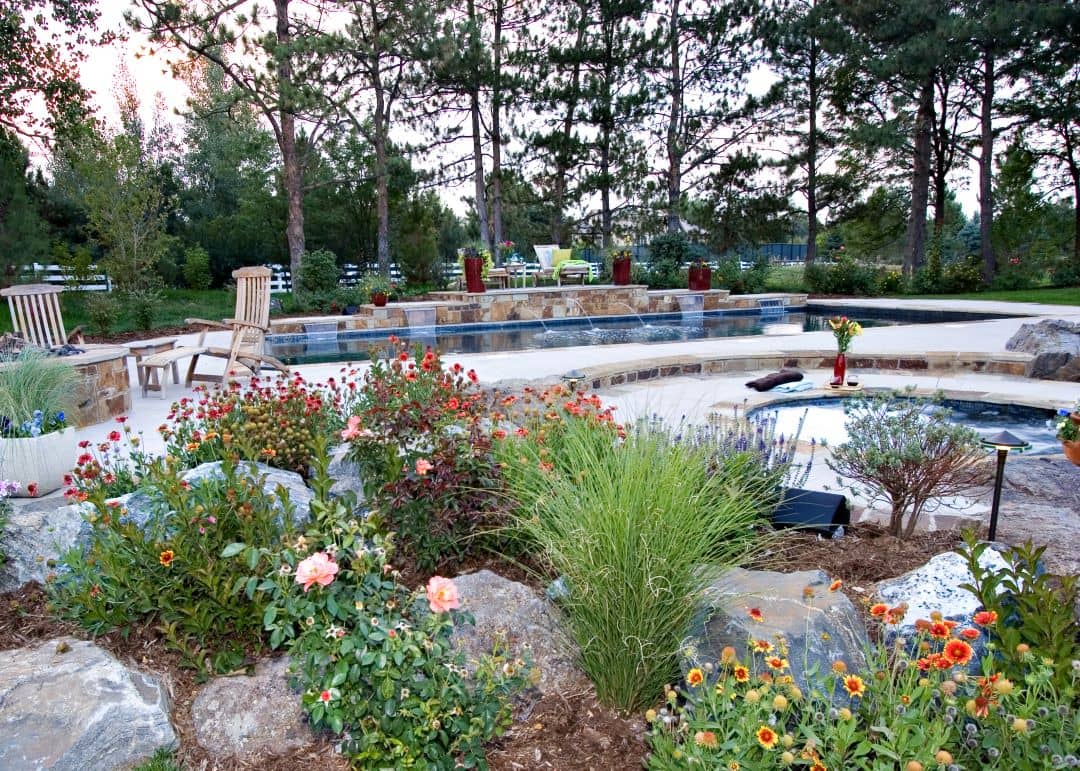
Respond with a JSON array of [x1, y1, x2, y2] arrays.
[[71, 297, 1080, 456]]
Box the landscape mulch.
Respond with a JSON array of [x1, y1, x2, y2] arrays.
[[0, 524, 961, 770]]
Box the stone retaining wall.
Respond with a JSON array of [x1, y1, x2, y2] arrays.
[[72, 348, 131, 425]]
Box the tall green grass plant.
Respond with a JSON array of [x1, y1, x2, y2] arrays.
[[501, 417, 771, 712], [0, 348, 79, 436]]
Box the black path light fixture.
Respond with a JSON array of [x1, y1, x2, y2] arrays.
[[979, 430, 1030, 541], [561, 369, 586, 393]]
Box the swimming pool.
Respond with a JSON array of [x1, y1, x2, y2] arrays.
[[266, 306, 1019, 366], [752, 397, 1059, 455]]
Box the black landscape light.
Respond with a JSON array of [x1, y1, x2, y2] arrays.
[[979, 430, 1030, 541]]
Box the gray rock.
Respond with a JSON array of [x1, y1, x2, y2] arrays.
[[875, 548, 1010, 633], [326, 443, 366, 504], [0, 499, 92, 593], [191, 657, 315, 758], [1005, 318, 1080, 380], [104, 462, 312, 531], [450, 570, 587, 699], [0, 637, 176, 770], [682, 568, 869, 698]]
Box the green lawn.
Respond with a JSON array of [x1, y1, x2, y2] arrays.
[[911, 287, 1080, 305]]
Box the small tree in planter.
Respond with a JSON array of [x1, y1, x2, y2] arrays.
[[827, 391, 984, 538]]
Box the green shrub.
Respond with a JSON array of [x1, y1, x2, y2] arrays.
[[125, 287, 162, 330], [161, 372, 350, 476], [826, 391, 984, 538], [342, 342, 502, 570], [498, 411, 768, 712], [805, 255, 879, 296], [182, 247, 213, 290], [958, 533, 1079, 691], [992, 257, 1038, 290], [1048, 257, 1080, 288], [296, 249, 340, 295], [241, 449, 526, 766], [647, 232, 692, 288], [647, 583, 1080, 770], [942, 255, 984, 293], [0, 348, 79, 437], [50, 453, 300, 674], [876, 269, 906, 295], [715, 254, 770, 294], [84, 291, 121, 337]]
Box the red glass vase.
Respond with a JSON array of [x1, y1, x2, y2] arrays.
[[464, 256, 486, 293], [831, 352, 847, 387]]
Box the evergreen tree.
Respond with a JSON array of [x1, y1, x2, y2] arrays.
[[0, 131, 50, 277]]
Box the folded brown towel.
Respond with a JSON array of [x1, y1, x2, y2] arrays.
[[745, 369, 804, 392]]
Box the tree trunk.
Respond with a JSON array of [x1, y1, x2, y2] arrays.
[[373, 90, 391, 277], [467, 0, 489, 255], [903, 77, 934, 277], [550, 16, 587, 244], [932, 78, 949, 238], [600, 124, 612, 249], [276, 0, 305, 284], [490, 0, 505, 263], [1072, 166, 1080, 266], [979, 47, 995, 283], [665, 0, 682, 234], [805, 31, 819, 266]]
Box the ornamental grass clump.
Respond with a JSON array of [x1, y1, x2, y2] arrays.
[[827, 391, 984, 538], [0, 347, 79, 437], [499, 411, 771, 713]]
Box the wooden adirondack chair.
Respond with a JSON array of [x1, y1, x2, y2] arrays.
[[184, 266, 290, 384], [0, 284, 84, 349]]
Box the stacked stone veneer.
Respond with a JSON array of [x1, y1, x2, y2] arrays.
[[73, 348, 131, 425], [576, 349, 1033, 392], [269, 287, 808, 334]]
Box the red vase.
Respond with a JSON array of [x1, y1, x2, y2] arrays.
[[464, 256, 486, 293], [612, 257, 631, 285], [831, 352, 847, 387], [688, 265, 711, 291], [371, 292, 388, 307]]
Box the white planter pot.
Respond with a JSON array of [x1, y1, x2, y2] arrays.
[[0, 427, 79, 496]]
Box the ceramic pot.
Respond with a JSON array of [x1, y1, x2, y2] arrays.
[[0, 427, 78, 496], [1063, 439, 1080, 466], [370, 292, 388, 308], [831, 352, 847, 387], [688, 265, 711, 291], [612, 257, 632, 285], [464, 256, 486, 294]]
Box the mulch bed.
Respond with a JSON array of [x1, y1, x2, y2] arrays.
[[0, 525, 960, 770]]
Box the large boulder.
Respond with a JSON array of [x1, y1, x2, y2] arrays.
[[875, 548, 1010, 633], [450, 570, 587, 700], [0, 498, 92, 593], [326, 443, 366, 505], [682, 568, 869, 697], [108, 462, 311, 530], [190, 657, 316, 758], [1005, 318, 1080, 380], [0, 637, 176, 770]]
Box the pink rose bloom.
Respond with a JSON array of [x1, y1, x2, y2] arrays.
[[341, 415, 362, 440], [426, 576, 461, 614], [415, 458, 434, 476], [295, 552, 339, 592]]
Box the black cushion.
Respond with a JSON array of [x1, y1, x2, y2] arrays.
[[745, 368, 804, 392]]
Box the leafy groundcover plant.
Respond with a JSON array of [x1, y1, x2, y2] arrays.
[[648, 570, 1079, 769], [50, 452, 299, 674], [64, 418, 151, 500], [229, 448, 527, 768], [341, 339, 504, 570], [497, 391, 773, 713]]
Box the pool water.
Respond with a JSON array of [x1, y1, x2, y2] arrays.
[[757, 397, 1059, 456], [267, 307, 1015, 365]]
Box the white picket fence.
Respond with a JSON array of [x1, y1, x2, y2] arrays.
[[21, 263, 112, 291]]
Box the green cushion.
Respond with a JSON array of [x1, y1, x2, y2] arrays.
[[551, 249, 573, 268]]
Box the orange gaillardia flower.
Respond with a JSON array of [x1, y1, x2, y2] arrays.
[[842, 674, 867, 697], [943, 639, 974, 667], [753, 639, 774, 654], [756, 725, 778, 750], [973, 610, 998, 626], [829, 579, 842, 592], [733, 665, 750, 683], [687, 668, 705, 687], [159, 549, 175, 567], [694, 730, 719, 749], [748, 607, 764, 622], [766, 656, 789, 671], [959, 628, 980, 640], [869, 603, 888, 617]]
